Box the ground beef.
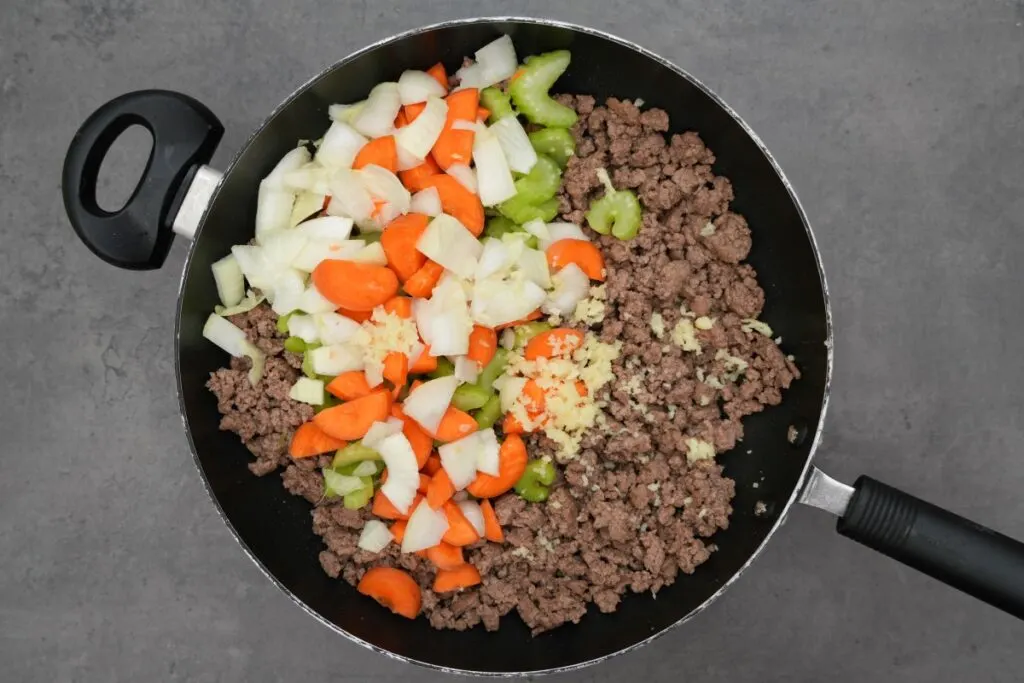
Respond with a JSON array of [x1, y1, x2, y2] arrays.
[[206, 95, 798, 636]]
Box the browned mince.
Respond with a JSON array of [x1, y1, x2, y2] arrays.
[[206, 95, 799, 635]]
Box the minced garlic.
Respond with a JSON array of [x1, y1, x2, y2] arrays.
[[685, 438, 716, 463], [353, 308, 421, 382], [742, 318, 773, 337], [650, 312, 666, 339], [671, 318, 701, 353], [715, 348, 749, 382], [694, 316, 715, 330], [700, 221, 716, 237]]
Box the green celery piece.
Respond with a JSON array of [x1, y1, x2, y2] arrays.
[[480, 87, 515, 122], [452, 383, 492, 412], [508, 51, 577, 127], [513, 321, 553, 348], [498, 196, 559, 224], [511, 154, 561, 204], [332, 442, 382, 468], [428, 357, 456, 378], [528, 128, 575, 168], [343, 477, 375, 510], [476, 348, 509, 392], [473, 395, 503, 429], [586, 189, 642, 240], [484, 215, 519, 239]]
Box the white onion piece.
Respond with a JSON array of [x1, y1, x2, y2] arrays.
[[395, 142, 422, 171], [409, 187, 442, 216], [297, 216, 354, 242], [212, 254, 244, 308], [269, 268, 306, 316], [357, 519, 393, 553], [454, 62, 489, 90], [403, 375, 458, 434], [377, 432, 420, 514], [263, 146, 311, 188], [515, 247, 551, 288], [349, 241, 388, 266], [288, 314, 319, 343], [289, 377, 324, 405], [522, 218, 549, 241], [309, 344, 364, 375], [292, 239, 365, 272], [439, 438, 479, 490], [474, 237, 511, 280], [500, 328, 515, 350], [498, 376, 528, 413], [470, 276, 547, 328], [362, 417, 405, 449], [401, 500, 449, 553], [473, 428, 501, 476], [327, 169, 374, 222], [317, 120, 368, 169], [328, 101, 365, 124], [363, 361, 384, 389], [544, 262, 591, 316], [396, 95, 447, 160], [261, 230, 308, 269], [398, 69, 447, 104], [314, 312, 360, 345], [490, 115, 537, 173], [283, 165, 331, 194], [446, 164, 478, 194], [472, 130, 516, 206], [474, 35, 518, 86], [288, 191, 327, 228], [298, 284, 337, 314], [454, 356, 481, 383], [540, 222, 589, 250], [358, 164, 411, 220], [255, 183, 295, 240], [419, 274, 472, 356], [416, 213, 482, 279], [352, 82, 401, 139], [458, 500, 486, 537], [323, 470, 366, 496], [231, 245, 274, 289], [214, 289, 264, 317], [202, 314, 249, 357]]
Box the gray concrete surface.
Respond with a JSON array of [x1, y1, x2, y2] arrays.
[[2, 0, 1023, 680]]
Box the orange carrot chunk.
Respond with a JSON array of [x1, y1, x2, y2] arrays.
[[383, 295, 413, 319], [467, 325, 497, 368], [426, 62, 449, 93], [524, 328, 586, 361], [289, 422, 347, 458], [313, 261, 399, 312], [431, 406, 479, 443], [467, 434, 529, 498], [426, 543, 464, 571], [480, 499, 504, 542], [339, 307, 373, 323], [353, 135, 398, 173], [494, 309, 542, 330], [383, 351, 409, 388], [372, 490, 422, 521], [394, 109, 409, 129], [426, 469, 456, 509], [403, 101, 427, 123], [477, 106, 490, 121], [326, 371, 373, 401], [313, 390, 392, 441], [433, 564, 482, 593], [357, 567, 422, 618], [398, 156, 441, 192], [421, 175, 484, 236], [381, 213, 429, 282], [422, 453, 442, 476], [418, 472, 432, 494], [390, 520, 407, 544], [431, 89, 480, 170], [403, 260, 445, 298], [409, 345, 439, 374], [441, 501, 482, 546], [546, 239, 607, 281], [391, 404, 432, 468]]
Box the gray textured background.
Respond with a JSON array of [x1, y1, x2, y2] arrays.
[[2, 0, 1023, 681]]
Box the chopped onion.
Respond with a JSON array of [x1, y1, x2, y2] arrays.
[[351, 460, 379, 477], [261, 230, 308, 269], [402, 500, 449, 553], [515, 247, 551, 288], [315, 312, 362, 345], [490, 115, 537, 174], [263, 146, 311, 188], [438, 435, 479, 490], [446, 163, 478, 194], [243, 343, 265, 386], [377, 432, 420, 514], [212, 254, 245, 308], [539, 222, 589, 250], [470, 276, 547, 328], [363, 361, 384, 389], [288, 191, 327, 228], [296, 215, 354, 242], [396, 96, 447, 161], [395, 142, 422, 171], [522, 219, 549, 241], [268, 268, 306, 316], [214, 289, 264, 317], [475, 237, 511, 280], [282, 164, 331, 195], [309, 344, 363, 375], [317, 120, 368, 169], [298, 284, 337, 314], [452, 119, 485, 133], [357, 519, 393, 553], [500, 328, 515, 350], [323, 469, 366, 496], [287, 314, 319, 343], [544, 262, 590, 316], [498, 376, 528, 413], [474, 35, 518, 86], [362, 417, 404, 449], [328, 101, 365, 124], [454, 356, 481, 384], [416, 213, 482, 279], [473, 428, 500, 476], [458, 500, 486, 537], [289, 377, 324, 405], [231, 245, 274, 289], [454, 61, 489, 90], [472, 130, 516, 206], [358, 164, 411, 226], [352, 82, 401, 139], [327, 168, 374, 223], [292, 239, 365, 272], [202, 314, 249, 357], [398, 69, 447, 104], [403, 375, 458, 434], [418, 274, 472, 356], [349, 241, 388, 266], [409, 187, 442, 216], [255, 183, 295, 240]]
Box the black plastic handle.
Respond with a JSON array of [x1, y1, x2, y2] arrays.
[[62, 90, 224, 270], [838, 476, 1024, 619]]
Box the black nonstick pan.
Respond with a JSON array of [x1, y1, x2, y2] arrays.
[[60, 16, 1024, 676]]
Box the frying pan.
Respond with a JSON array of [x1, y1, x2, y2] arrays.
[[60, 17, 1024, 676]]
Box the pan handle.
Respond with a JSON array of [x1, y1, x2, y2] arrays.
[[803, 469, 1024, 619], [62, 90, 224, 270]]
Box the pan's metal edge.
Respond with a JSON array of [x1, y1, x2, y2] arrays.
[[174, 15, 835, 679]]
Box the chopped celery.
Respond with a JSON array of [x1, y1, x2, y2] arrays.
[[513, 459, 557, 502], [314, 392, 340, 414], [477, 348, 509, 392], [323, 469, 366, 498], [428, 357, 456, 378], [480, 87, 515, 122], [301, 352, 317, 378], [473, 395, 502, 429], [586, 189, 642, 240], [498, 195, 559, 224], [513, 321, 553, 348], [528, 128, 575, 168], [511, 154, 561, 204], [343, 477, 375, 510], [508, 50, 577, 128], [276, 312, 294, 334], [283, 336, 307, 353], [484, 215, 519, 239], [356, 230, 381, 243], [332, 442, 382, 468], [452, 383, 493, 412]]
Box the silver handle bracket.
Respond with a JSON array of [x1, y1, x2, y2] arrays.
[[172, 165, 223, 241], [799, 466, 854, 517]]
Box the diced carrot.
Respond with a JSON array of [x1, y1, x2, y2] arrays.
[[441, 501, 481, 546], [480, 499, 504, 542], [546, 239, 606, 281], [383, 295, 413, 319], [426, 543, 464, 570], [383, 351, 409, 388], [501, 379, 546, 435], [289, 421, 347, 458], [313, 390, 392, 440], [502, 412, 525, 435], [433, 563, 482, 593], [445, 88, 479, 121], [431, 89, 480, 170], [372, 490, 423, 520], [353, 135, 398, 173], [403, 260, 445, 298], [370, 199, 387, 220], [391, 403, 432, 468], [381, 213, 429, 281], [394, 109, 409, 129], [418, 472, 431, 494], [390, 520, 407, 544], [467, 325, 497, 368], [313, 261, 399, 311], [477, 106, 490, 121], [421, 175, 484, 236], [321, 195, 332, 212], [357, 566, 421, 618], [431, 406, 479, 443], [339, 307, 373, 323], [426, 469, 456, 509], [404, 101, 427, 122], [409, 344, 438, 374], [510, 68, 525, 82], [494, 309, 542, 330], [524, 328, 586, 361], [398, 156, 440, 192], [426, 62, 448, 93], [326, 371, 373, 401], [467, 434, 529, 498], [423, 453, 442, 476]]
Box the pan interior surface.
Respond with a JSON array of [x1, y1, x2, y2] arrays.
[[176, 19, 830, 675]]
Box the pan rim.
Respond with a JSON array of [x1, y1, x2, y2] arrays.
[[174, 15, 835, 677]]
